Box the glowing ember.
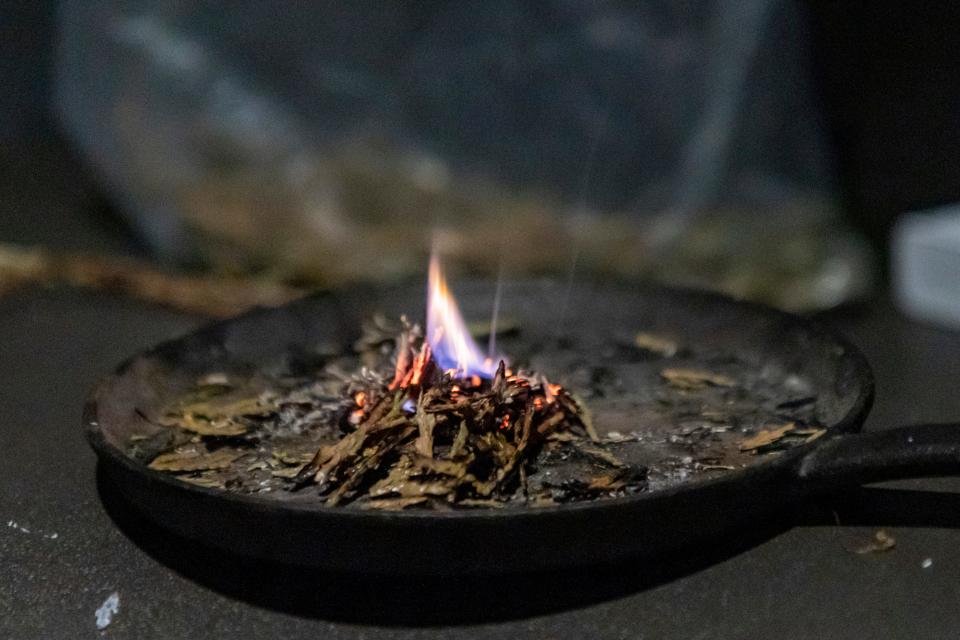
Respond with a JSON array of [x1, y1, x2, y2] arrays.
[[427, 251, 503, 378], [293, 343, 607, 507], [291, 254, 604, 505], [407, 343, 432, 387], [144, 249, 630, 509], [545, 383, 563, 403]]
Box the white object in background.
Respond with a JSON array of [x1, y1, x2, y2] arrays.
[[95, 592, 120, 631], [893, 205, 960, 329]]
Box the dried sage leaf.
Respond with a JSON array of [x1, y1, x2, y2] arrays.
[[739, 423, 796, 452], [149, 447, 241, 472], [161, 413, 249, 437]]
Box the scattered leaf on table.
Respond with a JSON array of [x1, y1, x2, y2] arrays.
[[854, 529, 896, 554]]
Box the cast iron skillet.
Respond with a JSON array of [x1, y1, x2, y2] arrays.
[[84, 282, 960, 575]]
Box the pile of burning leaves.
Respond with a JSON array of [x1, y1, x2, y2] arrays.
[[142, 318, 648, 510]]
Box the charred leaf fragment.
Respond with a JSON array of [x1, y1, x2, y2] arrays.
[[148, 446, 242, 472], [661, 368, 736, 390], [738, 422, 826, 454], [541, 465, 647, 503], [159, 394, 277, 437]]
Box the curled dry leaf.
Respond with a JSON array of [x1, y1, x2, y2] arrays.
[[739, 423, 797, 452], [160, 395, 276, 437], [854, 529, 896, 554], [739, 423, 827, 453], [0, 242, 307, 317], [161, 413, 250, 437]]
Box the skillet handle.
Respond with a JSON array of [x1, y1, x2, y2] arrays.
[[796, 423, 960, 488]]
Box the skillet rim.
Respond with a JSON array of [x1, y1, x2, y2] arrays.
[[83, 283, 875, 523]]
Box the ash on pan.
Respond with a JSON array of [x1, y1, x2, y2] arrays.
[[125, 257, 826, 510]]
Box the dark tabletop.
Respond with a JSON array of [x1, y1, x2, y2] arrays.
[[2, 135, 960, 640]]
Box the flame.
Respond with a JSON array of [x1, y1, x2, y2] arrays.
[[427, 251, 503, 378], [544, 383, 562, 404]]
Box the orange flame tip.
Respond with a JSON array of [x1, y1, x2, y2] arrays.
[[426, 250, 505, 379]]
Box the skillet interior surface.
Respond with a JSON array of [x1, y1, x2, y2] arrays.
[[86, 281, 873, 572]]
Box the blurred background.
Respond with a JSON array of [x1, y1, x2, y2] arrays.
[[3, 0, 960, 321]]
